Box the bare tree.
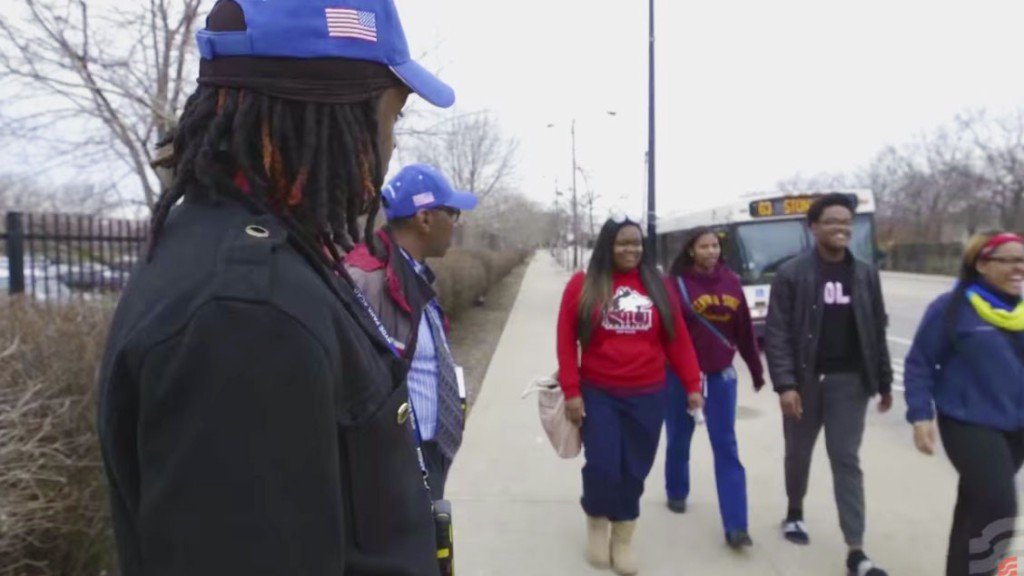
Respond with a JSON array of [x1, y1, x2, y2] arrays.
[[775, 171, 864, 193], [862, 129, 974, 244], [413, 112, 518, 200], [957, 108, 1024, 230], [0, 172, 122, 216], [0, 0, 205, 211], [461, 190, 553, 250]]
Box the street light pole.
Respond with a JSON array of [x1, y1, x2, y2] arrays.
[[547, 111, 615, 270], [646, 0, 657, 261], [571, 119, 579, 270]]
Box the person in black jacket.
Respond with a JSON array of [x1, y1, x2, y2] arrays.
[[764, 193, 893, 576], [95, 1, 455, 574]]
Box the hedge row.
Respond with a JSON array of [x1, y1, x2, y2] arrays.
[[429, 248, 531, 319], [0, 300, 116, 576], [0, 247, 530, 575]]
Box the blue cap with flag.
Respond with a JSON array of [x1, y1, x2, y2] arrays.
[[382, 164, 479, 219], [195, 0, 454, 108]]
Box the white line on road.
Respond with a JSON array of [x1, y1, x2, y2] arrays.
[[888, 336, 913, 346], [891, 358, 905, 392]]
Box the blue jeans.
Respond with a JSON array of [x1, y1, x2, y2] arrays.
[[580, 385, 667, 522], [664, 367, 748, 534]]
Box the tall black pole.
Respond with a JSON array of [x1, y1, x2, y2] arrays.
[[646, 0, 657, 260]]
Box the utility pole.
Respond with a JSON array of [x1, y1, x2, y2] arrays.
[[646, 0, 657, 260]]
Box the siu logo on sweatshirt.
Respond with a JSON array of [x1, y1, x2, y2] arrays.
[[603, 286, 654, 333]]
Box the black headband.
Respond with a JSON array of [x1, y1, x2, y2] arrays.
[[197, 56, 404, 104]]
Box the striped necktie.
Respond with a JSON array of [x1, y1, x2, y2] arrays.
[[424, 305, 463, 461]]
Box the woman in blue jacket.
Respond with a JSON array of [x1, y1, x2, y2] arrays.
[[904, 230, 1024, 576]]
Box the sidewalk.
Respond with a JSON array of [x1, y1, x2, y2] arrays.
[[447, 251, 959, 575]]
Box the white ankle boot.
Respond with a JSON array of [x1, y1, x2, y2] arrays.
[[585, 515, 611, 568], [610, 520, 639, 575]]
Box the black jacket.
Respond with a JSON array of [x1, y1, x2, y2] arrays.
[[764, 249, 894, 396], [96, 198, 439, 576]]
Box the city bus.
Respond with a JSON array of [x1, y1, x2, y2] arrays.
[[655, 189, 878, 339]]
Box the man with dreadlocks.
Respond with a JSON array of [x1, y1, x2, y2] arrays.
[[95, 1, 454, 575]]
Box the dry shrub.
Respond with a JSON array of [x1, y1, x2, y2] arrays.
[[0, 248, 530, 575], [429, 248, 529, 319], [0, 298, 116, 576]]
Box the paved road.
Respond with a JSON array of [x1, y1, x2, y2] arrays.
[[880, 271, 956, 393], [447, 256, 989, 576]]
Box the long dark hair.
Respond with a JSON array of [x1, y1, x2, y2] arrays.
[[669, 226, 719, 277], [577, 218, 675, 346], [945, 229, 1009, 343], [149, 86, 385, 258]]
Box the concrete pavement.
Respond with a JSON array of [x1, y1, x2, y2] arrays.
[[447, 252, 964, 575]]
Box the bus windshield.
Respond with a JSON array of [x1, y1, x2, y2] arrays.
[[729, 214, 875, 285]]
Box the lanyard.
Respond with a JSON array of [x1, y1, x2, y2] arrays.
[[399, 248, 444, 316], [346, 272, 403, 358], [333, 259, 433, 492]]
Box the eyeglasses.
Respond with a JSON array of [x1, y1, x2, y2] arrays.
[[818, 218, 853, 227], [983, 256, 1024, 265], [434, 207, 461, 223]]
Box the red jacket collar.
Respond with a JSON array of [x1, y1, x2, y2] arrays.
[[344, 230, 414, 315]]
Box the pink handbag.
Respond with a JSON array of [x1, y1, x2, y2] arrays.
[[522, 373, 581, 459]]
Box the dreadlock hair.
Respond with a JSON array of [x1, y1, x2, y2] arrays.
[[669, 226, 720, 277], [576, 218, 676, 346], [944, 229, 1015, 344], [148, 85, 385, 259]]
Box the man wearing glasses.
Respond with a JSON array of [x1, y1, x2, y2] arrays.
[[764, 192, 894, 576], [345, 163, 478, 498]]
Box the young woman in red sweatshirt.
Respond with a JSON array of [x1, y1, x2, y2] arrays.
[[663, 227, 765, 550], [557, 216, 703, 576]]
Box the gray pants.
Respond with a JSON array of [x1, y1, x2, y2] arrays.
[[784, 372, 869, 547]]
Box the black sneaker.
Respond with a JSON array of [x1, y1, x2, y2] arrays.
[[847, 550, 888, 576], [667, 499, 687, 514], [781, 519, 810, 545], [726, 530, 753, 549]]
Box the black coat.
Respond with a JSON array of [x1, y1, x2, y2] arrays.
[[763, 250, 894, 396], [96, 197, 439, 576]]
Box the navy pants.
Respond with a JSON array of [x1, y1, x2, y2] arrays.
[[664, 367, 748, 534], [580, 385, 667, 522]]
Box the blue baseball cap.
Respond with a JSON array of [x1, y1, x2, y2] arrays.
[[195, 0, 454, 108], [382, 164, 479, 219]]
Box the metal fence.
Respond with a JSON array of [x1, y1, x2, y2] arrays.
[[2, 211, 149, 302]]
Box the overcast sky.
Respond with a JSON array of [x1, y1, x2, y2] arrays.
[[3, 0, 1023, 223], [395, 0, 1024, 221]]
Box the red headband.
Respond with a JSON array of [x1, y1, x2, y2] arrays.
[[979, 233, 1024, 259]]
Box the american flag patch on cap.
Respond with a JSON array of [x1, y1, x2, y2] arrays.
[[412, 192, 436, 207], [324, 8, 377, 42]]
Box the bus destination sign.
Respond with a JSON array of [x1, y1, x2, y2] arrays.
[[748, 193, 856, 218]]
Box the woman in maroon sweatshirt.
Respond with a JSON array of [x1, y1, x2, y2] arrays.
[[557, 216, 702, 575], [663, 226, 765, 549]]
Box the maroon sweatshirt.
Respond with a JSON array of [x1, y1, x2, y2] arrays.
[[674, 263, 765, 389]]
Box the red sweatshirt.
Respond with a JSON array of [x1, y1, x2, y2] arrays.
[[556, 269, 702, 400]]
